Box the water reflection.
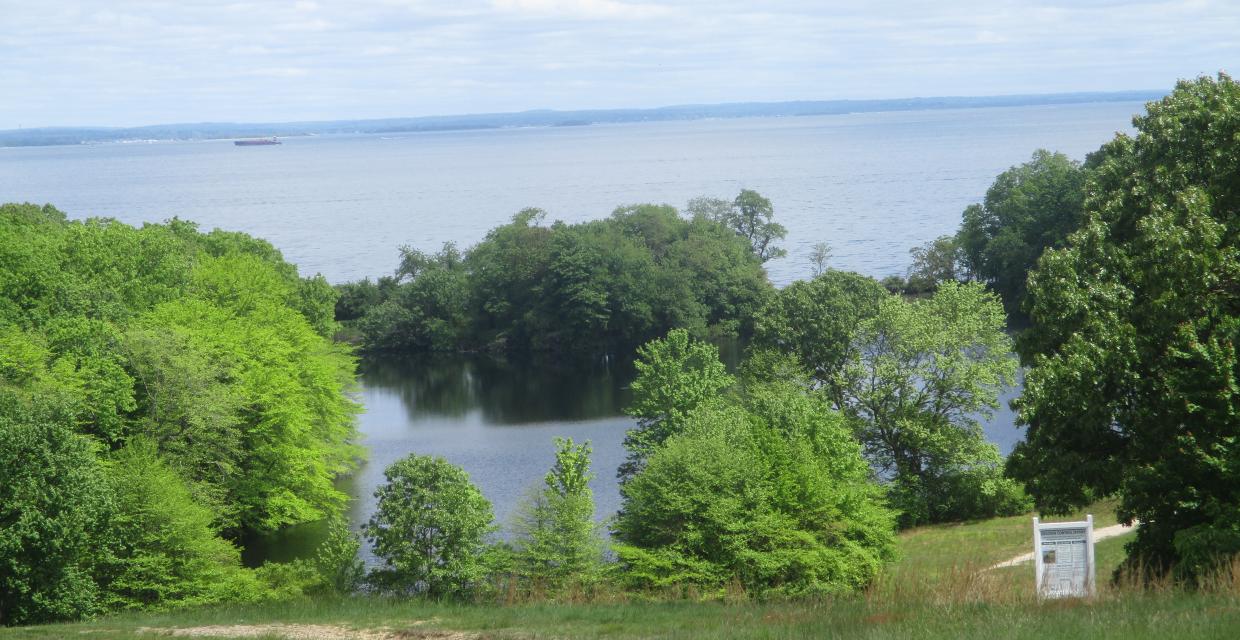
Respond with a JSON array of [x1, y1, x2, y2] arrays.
[[358, 354, 634, 424]]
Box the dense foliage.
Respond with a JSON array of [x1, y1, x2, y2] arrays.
[[341, 195, 776, 356], [835, 282, 1027, 526], [1009, 74, 1240, 580], [614, 375, 896, 596], [621, 328, 735, 480], [0, 204, 359, 622], [755, 273, 1027, 526], [364, 454, 495, 598], [0, 400, 111, 625], [956, 150, 1088, 322]]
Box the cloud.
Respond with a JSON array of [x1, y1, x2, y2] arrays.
[[491, 0, 672, 20], [0, 0, 1236, 128]]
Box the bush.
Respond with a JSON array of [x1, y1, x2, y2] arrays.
[[364, 454, 495, 598], [313, 517, 365, 595], [613, 384, 896, 597]]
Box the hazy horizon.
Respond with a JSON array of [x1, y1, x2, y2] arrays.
[[0, 88, 1162, 132], [3, 1, 1235, 130]]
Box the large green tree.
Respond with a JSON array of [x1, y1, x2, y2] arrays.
[[0, 396, 111, 625], [836, 282, 1025, 526], [956, 149, 1087, 322], [0, 204, 361, 621], [1009, 74, 1240, 579]]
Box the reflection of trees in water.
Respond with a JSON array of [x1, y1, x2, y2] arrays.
[[359, 354, 637, 424]]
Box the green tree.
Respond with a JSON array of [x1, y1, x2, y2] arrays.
[[313, 517, 365, 595], [835, 281, 1024, 526], [689, 190, 787, 262], [359, 243, 470, 352], [120, 326, 245, 526], [145, 283, 360, 534], [364, 454, 495, 598], [751, 270, 888, 405], [621, 329, 735, 479], [956, 149, 1087, 322], [1008, 74, 1240, 580], [904, 235, 964, 294], [0, 396, 111, 625], [613, 383, 895, 596], [512, 438, 605, 589], [95, 439, 257, 611]]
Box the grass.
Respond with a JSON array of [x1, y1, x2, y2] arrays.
[[6, 502, 1239, 639]]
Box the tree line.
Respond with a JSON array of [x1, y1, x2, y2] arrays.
[[335, 190, 785, 356]]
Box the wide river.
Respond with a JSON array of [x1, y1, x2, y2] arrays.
[[1, 102, 1141, 562]]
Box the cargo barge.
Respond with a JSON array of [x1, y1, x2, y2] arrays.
[[234, 137, 281, 146]]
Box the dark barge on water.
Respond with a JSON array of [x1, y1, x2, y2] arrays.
[[234, 137, 281, 146]]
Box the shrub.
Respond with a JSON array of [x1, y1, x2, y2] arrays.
[[313, 517, 365, 595], [613, 385, 896, 597]]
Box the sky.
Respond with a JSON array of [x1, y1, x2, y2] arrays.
[[1, 0, 1236, 129]]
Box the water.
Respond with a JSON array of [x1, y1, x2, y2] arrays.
[[1, 102, 1139, 286], [1, 103, 1137, 561]]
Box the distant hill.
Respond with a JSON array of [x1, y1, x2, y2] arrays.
[[0, 90, 1161, 148]]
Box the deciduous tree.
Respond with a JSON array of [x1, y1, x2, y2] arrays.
[[1009, 74, 1240, 579]]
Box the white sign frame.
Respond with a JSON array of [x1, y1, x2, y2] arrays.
[[1032, 514, 1095, 599]]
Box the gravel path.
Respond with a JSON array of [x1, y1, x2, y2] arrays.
[[988, 521, 1138, 569]]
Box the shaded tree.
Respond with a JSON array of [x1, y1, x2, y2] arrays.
[[0, 397, 111, 625], [1008, 74, 1240, 580], [904, 235, 965, 294]]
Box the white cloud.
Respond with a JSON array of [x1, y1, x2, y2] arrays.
[[491, 0, 672, 20], [0, 0, 1236, 128]]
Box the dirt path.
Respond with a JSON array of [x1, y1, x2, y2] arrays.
[[988, 521, 1137, 570]]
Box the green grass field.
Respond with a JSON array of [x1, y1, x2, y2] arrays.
[[7, 504, 1238, 640]]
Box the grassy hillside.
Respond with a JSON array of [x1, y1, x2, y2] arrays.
[[5, 504, 1238, 639]]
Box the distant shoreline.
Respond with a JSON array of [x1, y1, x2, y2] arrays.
[[0, 90, 1160, 148]]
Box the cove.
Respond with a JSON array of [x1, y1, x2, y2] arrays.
[[243, 348, 1023, 566]]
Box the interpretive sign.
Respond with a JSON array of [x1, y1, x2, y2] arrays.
[[1032, 515, 1095, 599]]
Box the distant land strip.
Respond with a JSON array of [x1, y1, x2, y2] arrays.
[[0, 90, 1162, 148]]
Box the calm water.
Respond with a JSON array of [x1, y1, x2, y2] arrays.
[[2, 103, 1138, 286], [2, 104, 1137, 562]]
